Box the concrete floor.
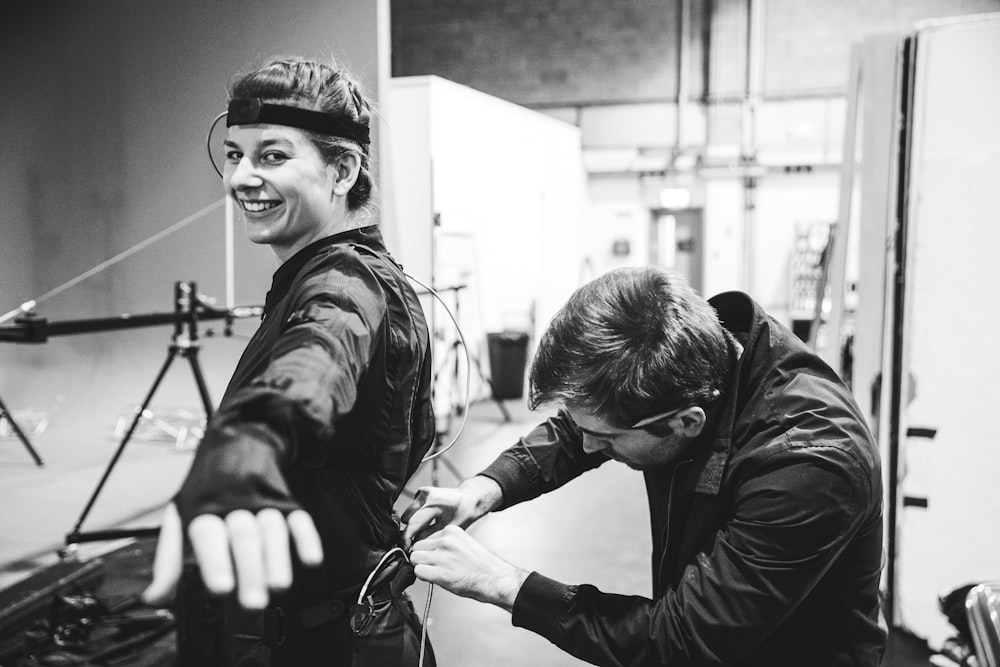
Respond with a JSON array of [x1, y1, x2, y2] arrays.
[[1, 395, 934, 665]]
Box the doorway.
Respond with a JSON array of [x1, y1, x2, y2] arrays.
[[650, 207, 704, 295]]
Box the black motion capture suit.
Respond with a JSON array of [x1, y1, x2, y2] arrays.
[[174, 225, 437, 666]]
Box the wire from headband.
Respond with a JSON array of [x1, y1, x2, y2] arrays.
[[226, 97, 370, 145]]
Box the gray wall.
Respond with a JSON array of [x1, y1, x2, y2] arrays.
[[0, 1, 380, 441]]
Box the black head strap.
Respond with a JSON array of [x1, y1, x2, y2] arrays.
[[226, 97, 370, 145]]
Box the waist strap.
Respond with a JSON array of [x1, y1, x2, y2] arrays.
[[255, 555, 415, 645]]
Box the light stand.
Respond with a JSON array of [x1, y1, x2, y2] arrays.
[[425, 284, 510, 486], [64, 281, 215, 548], [0, 393, 44, 466]]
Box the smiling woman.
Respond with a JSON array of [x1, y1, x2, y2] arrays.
[[141, 56, 438, 666], [220, 58, 374, 262]]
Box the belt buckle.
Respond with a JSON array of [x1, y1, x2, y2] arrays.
[[262, 606, 287, 646]]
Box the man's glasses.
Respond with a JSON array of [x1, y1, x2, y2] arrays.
[[629, 406, 689, 430], [629, 390, 721, 430]]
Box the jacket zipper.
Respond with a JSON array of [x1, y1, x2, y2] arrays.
[[658, 458, 692, 585]]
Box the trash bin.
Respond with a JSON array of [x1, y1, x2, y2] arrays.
[[486, 331, 529, 400]]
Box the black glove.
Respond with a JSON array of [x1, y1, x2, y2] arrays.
[[173, 422, 301, 528]]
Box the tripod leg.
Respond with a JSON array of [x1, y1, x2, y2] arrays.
[[468, 354, 512, 422], [0, 393, 44, 466], [183, 347, 215, 419], [67, 346, 179, 543]]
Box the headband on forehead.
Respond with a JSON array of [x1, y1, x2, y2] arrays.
[[226, 97, 370, 145]]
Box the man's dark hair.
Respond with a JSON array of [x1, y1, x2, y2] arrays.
[[529, 266, 733, 428]]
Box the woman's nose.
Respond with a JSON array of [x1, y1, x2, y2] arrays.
[[227, 156, 262, 190]]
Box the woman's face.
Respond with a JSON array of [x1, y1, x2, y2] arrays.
[[223, 124, 344, 262]]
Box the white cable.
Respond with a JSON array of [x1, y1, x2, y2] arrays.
[[356, 546, 408, 604], [418, 582, 434, 666], [353, 546, 433, 666], [404, 272, 472, 463], [0, 198, 226, 325]]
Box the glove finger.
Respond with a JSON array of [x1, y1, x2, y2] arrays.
[[188, 513, 235, 596], [287, 509, 324, 566], [258, 508, 292, 590], [142, 503, 184, 605], [225, 509, 268, 609]]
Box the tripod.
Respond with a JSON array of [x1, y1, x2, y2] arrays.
[[0, 392, 44, 466], [65, 281, 215, 548]]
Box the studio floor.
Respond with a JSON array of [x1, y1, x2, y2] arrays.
[[1, 396, 937, 665]]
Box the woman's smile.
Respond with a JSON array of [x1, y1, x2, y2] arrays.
[[240, 199, 281, 214]]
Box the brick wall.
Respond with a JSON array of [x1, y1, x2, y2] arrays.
[[391, 0, 700, 106], [391, 0, 999, 106], [762, 0, 1000, 94]]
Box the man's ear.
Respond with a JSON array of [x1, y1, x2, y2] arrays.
[[674, 407, 706, 438], [330, 152, 361, 197]]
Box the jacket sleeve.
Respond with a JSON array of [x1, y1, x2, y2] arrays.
[[477, 409, 609, 509], [174, 258, 386, 523], [509, 442, 877, 666]]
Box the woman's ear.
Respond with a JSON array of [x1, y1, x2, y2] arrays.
[[330, 152, 361, 197]]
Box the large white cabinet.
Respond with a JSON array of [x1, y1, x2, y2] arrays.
[[837, 13, 1000, 648], [379, 76, 588, 400]]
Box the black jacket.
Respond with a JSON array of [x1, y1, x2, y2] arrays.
[[480, 291, 886, 666], [182, 225, 436, 600]]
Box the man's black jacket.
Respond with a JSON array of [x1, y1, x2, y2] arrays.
[[480, 291, 886, 666]]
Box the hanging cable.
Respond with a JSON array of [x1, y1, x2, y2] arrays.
[[418, 582, 434, 666], [206, 111, 228, 178], [403, 272, 472, 463]]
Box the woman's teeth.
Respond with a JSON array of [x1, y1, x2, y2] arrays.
[[243, 201, 278, 212]]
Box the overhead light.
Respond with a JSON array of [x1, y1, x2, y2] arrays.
[[659, 187, 691, 209]]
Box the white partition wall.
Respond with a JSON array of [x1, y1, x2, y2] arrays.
[[844, 13, 1000, 649], [891, 15, 1000, 647], [382, 76, 587, 400]]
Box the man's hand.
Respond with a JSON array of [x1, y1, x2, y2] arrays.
[[141, 502, 323, 610], [409, 525, 530, 612], [400, 475, 504, 549]]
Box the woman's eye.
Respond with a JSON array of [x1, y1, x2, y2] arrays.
[[261, 151, 288, 165], [224, 150, 242, 163]]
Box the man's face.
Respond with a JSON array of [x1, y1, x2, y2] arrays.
[[567, 408, 697, 470]]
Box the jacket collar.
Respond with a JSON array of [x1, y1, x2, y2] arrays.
[[264, 225, 385, 314], [685, 291, 770, 495]]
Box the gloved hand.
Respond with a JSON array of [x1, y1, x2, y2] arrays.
[[173, 424, 300, 524], [142, 427, 324, 610]]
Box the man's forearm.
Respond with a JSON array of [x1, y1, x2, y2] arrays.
[[485, 562, 532, 612], [458, 475, 505, 523]]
